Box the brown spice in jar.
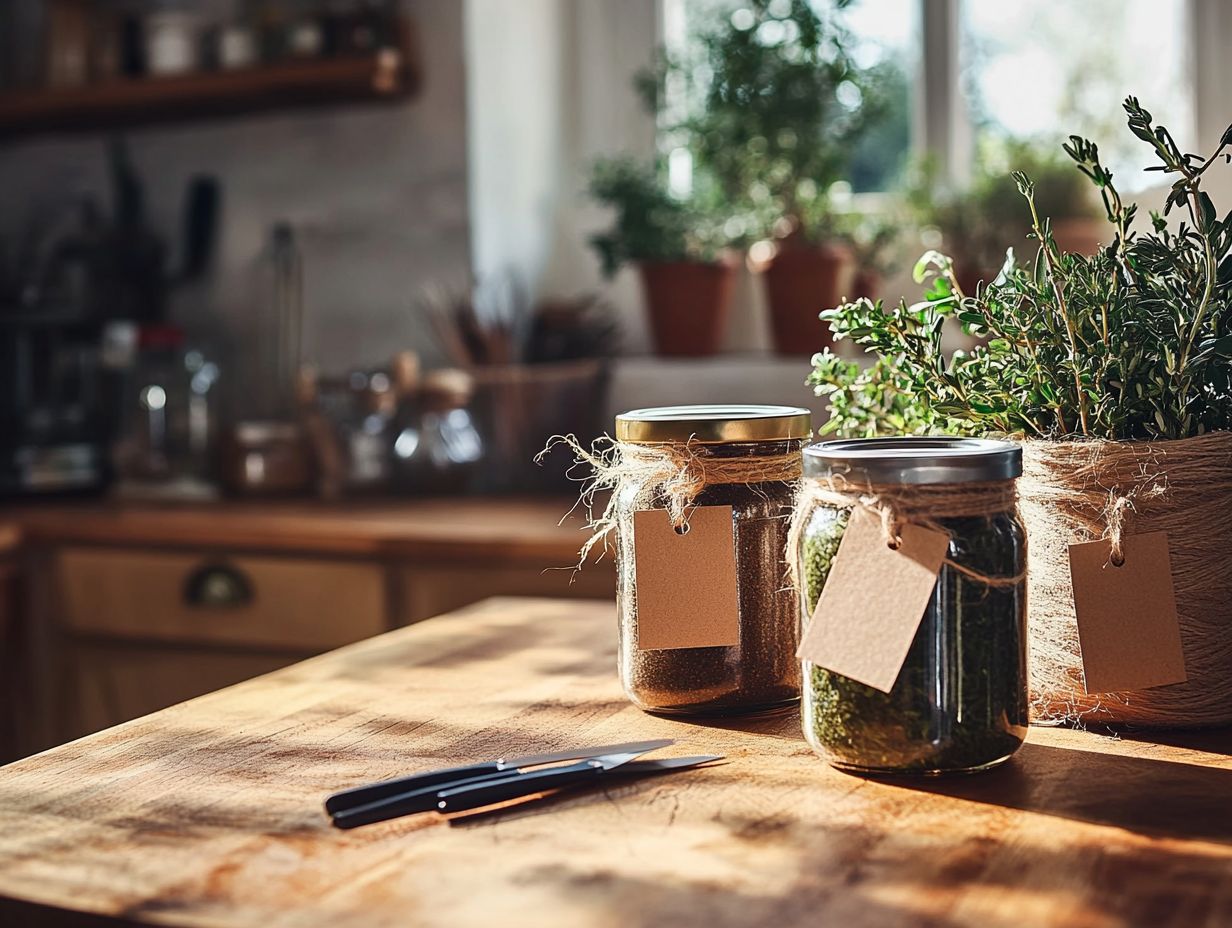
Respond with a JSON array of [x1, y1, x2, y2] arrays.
[[616, 439, 802, 715]]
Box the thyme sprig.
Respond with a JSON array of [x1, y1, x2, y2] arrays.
[[810, 98, 1232, 441]]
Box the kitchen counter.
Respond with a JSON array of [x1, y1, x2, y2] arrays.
[[1, 597, 1230, 928], [8, 496, 594, 563]]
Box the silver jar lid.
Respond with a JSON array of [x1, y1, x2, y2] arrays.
[[804, 437, 1022, 485]]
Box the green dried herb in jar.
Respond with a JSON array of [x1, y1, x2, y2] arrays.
[[794, 437, 1028, 774]]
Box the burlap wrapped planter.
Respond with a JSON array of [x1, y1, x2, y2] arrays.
[[1019, 431, 1232, 727]]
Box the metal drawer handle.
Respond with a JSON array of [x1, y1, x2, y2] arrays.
[[183, 562, 253, 609]]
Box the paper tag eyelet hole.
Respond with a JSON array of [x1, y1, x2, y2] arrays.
[[1110, 554, 1125, 568], [886, 537, 902, 551], [673, 522, 691, 537]]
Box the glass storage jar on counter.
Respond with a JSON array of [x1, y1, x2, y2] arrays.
[[614, 405, 810, 716], [797, 437, 1028, 775], [113, 324, 220, 489], [391, 369, 483, 495]]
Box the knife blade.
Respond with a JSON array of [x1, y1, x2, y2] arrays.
[[433, 753, 724, 815]]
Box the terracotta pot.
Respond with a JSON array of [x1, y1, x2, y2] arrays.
[[638, 260, 735, 357], [763, 242, 853, 356], [851, 268, 881, 302]]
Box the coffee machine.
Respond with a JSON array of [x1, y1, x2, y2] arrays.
[[0, 140, 219, 499], [0, 308, 112, 497]]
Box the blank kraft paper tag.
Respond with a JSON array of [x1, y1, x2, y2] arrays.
[[1068, 531, 1187, 694], [632, 506, 740, 650], [797, 507, 951, 693]]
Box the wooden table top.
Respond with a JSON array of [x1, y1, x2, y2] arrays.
[[1, 597, 1230, 928], [7, 497, 592, 563]]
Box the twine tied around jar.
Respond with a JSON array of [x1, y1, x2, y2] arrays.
[[1099, 483, 1172, 566], [786, 474, 1027, 594], [1105, 491, 1136, 567], [539, 434, 802, 567]]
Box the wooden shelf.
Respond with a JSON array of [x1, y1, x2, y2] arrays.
[[0, 46, 418, 140]]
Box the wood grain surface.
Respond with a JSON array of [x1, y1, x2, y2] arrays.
[[1, 597, 1230, 928], [9, 498, 596, 564]]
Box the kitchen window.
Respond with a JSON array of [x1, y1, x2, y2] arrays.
[[662, 0, 1202, 196], [960, 0, 1194, 191]]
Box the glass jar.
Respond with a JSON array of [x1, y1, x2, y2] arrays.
[[220, 421, 312, 496], [341, 371, 396, 494], [391, 369, 483, 495], [798, 437, 1028, 775], [113, 325, 220, 487], [614, 405, 810, 716]]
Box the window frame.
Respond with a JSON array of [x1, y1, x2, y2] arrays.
[[658, 0, 1222, 193], [920, 0, 1220, 187]]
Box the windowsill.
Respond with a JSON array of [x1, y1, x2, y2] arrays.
[[606, 354, 827, 424]]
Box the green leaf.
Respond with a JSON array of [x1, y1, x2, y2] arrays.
[[1198, 334, 1232, 359], [1200, 192, 1218, 230], [912, 250, 953, 284]]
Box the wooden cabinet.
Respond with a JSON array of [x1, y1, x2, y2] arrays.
[[0, 524, 21, 763], [67, 642, 294, 739], [11, 500, 615, 755], [58, 548, 388, 650], [52, 547, 394, 739]]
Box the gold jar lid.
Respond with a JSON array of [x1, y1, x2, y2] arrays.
[[615, 404, 812, 444]]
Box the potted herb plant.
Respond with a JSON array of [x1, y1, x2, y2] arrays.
[[908, 140, 1105, 295], [663, 0, 885, 356], [834, 211, 902, 302], [808, 98, 1232, 729], [588, 157, 734, 357]]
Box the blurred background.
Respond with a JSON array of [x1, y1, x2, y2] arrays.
[[1, 0, 1229, 758], [0, 0, 1224, 499]]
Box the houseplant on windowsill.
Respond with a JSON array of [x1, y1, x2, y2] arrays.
[[833, 210, 903, 303], [662, 0, 887, 356], [808, 98, 1232, 728], [908, 140, 1105, 296], [588, 156, 735, 357], [761, 207, 855, 359]]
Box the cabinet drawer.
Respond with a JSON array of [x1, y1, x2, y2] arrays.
[[68, 643, 297, 740], [58, 548, 387, 651]]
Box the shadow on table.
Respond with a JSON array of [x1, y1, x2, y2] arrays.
[[0, 898, 138, 928], [889, 737, 1232, 845], [661, 706, 802, 742]]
